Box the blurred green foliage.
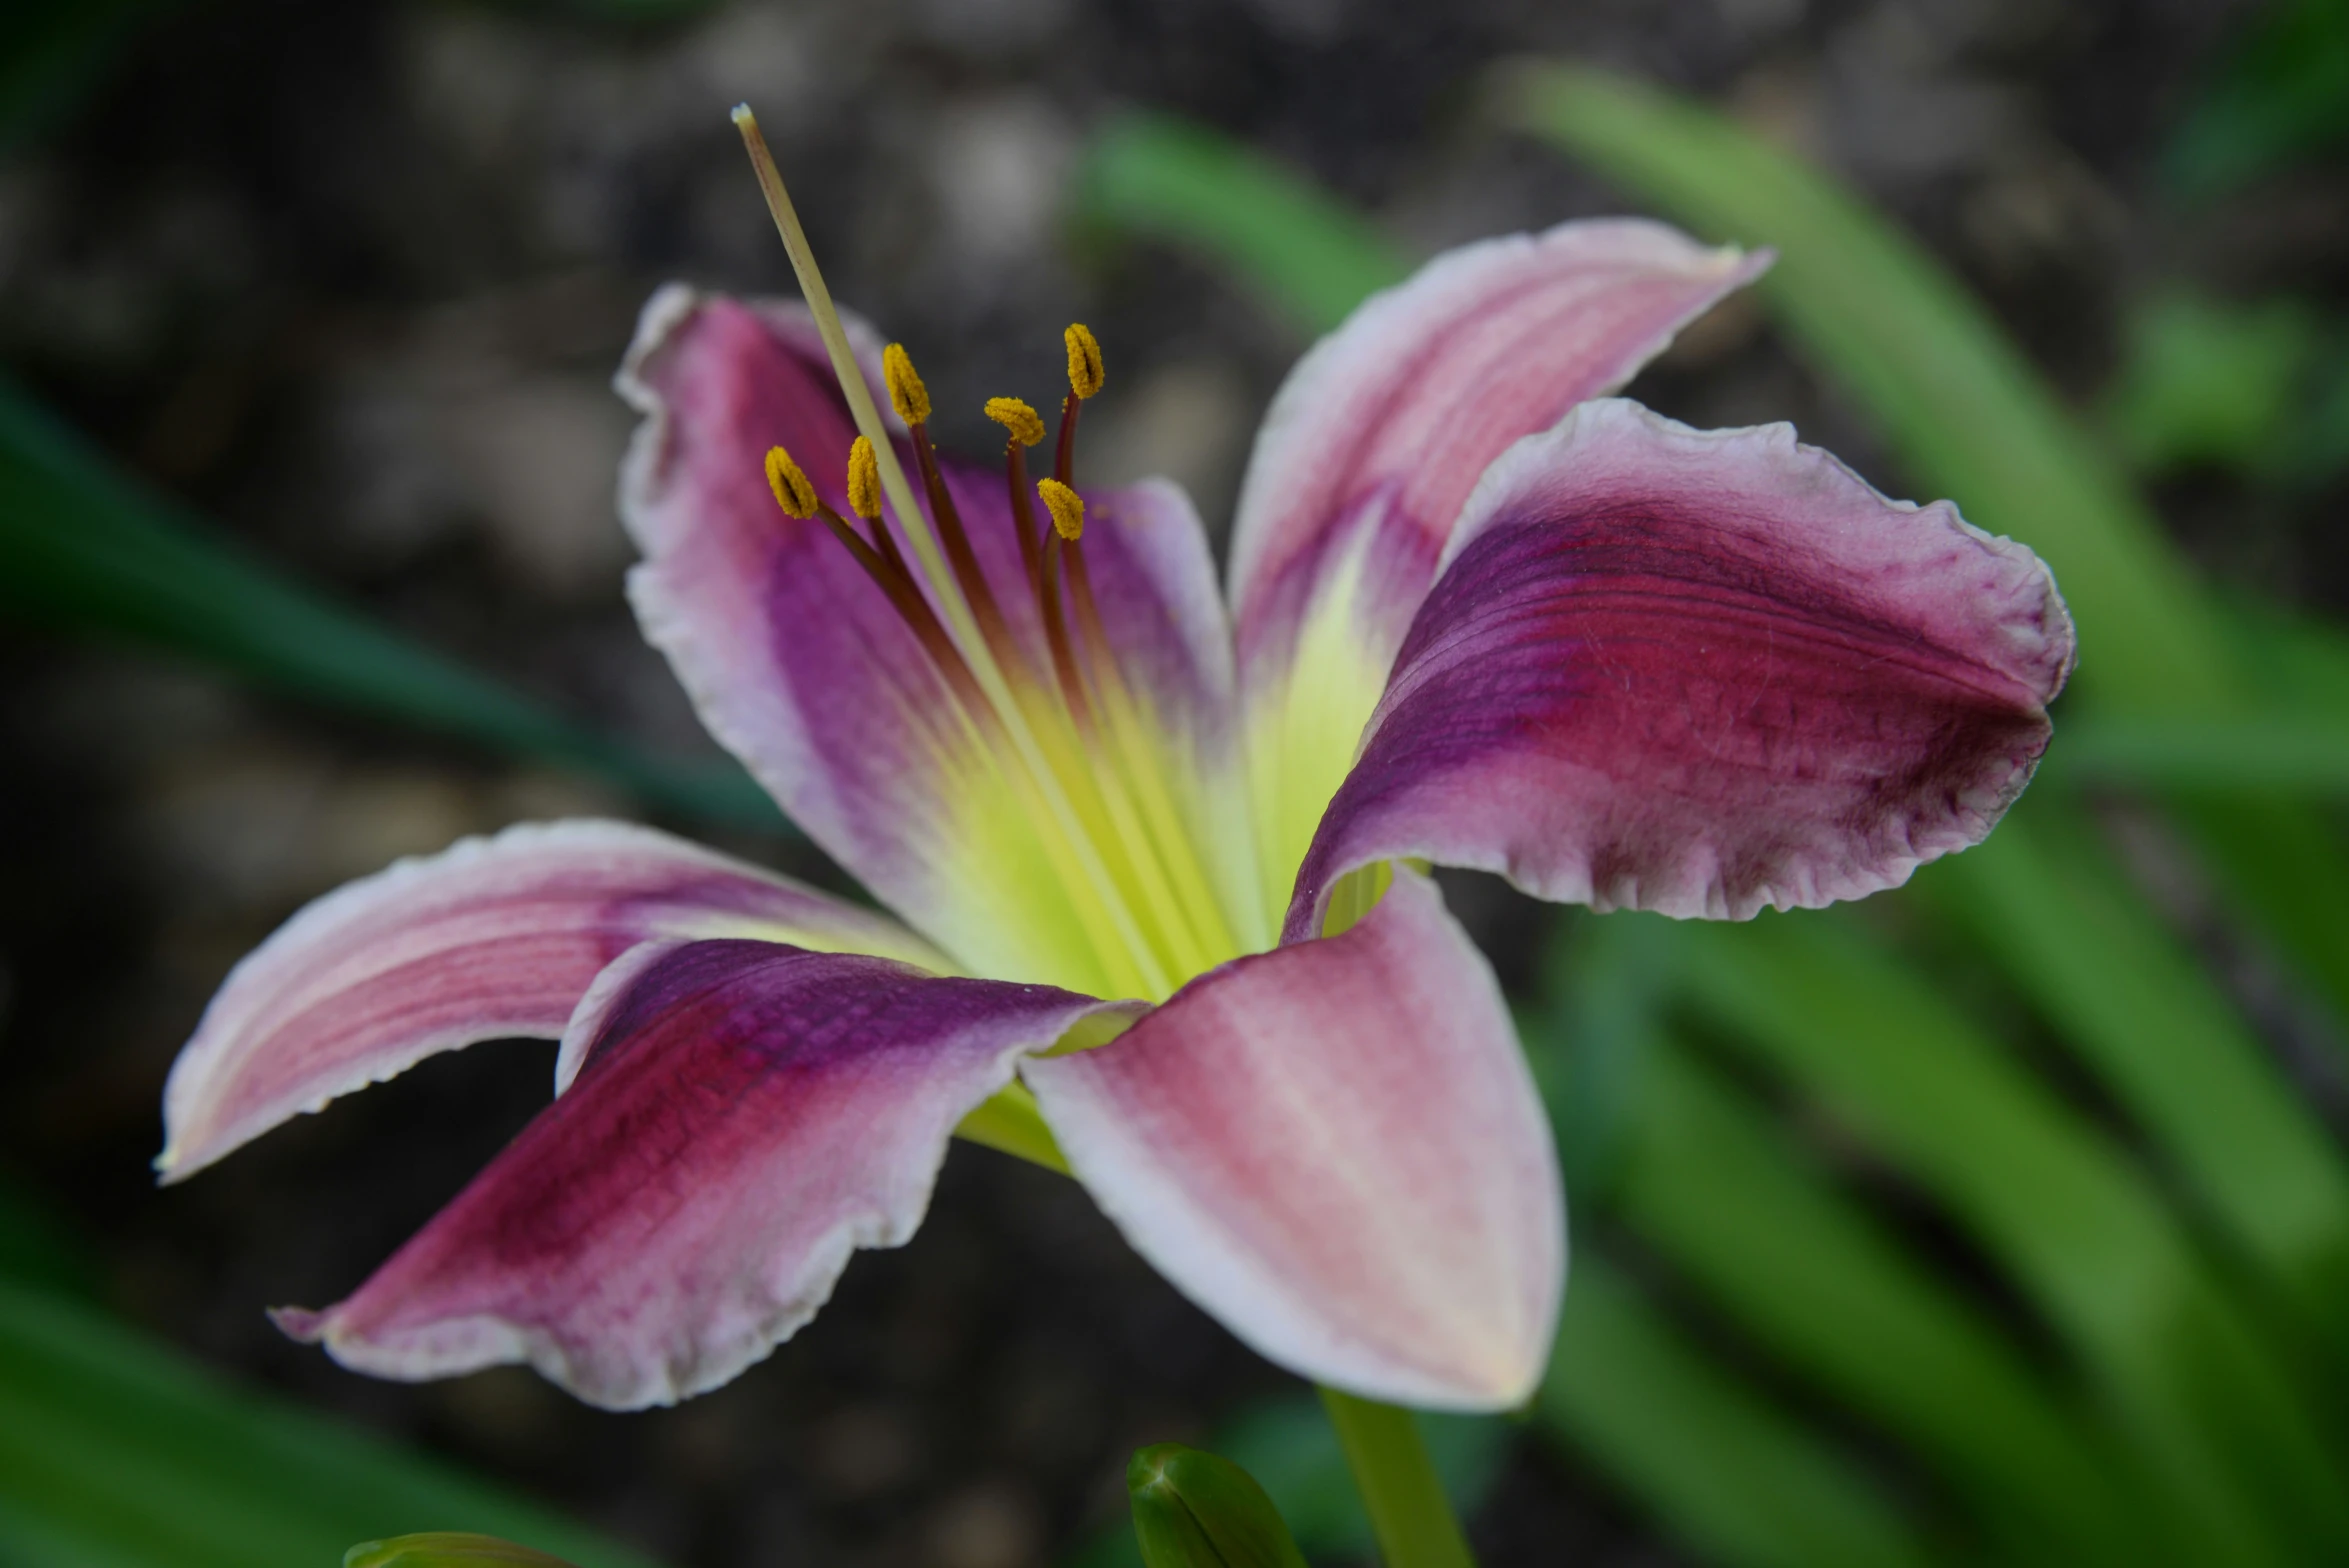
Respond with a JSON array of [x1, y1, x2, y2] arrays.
[[0, 1204, 657, 1568], [1069, 57, 2349, 1568], [2165, 0, 2349, 201], [0, 376, 780, 830], [2100, 291, 2349, 488]]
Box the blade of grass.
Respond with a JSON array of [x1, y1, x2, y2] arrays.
[[0, 378, 779, 830], [1490, 59, 2349, 1036], [1613, 1031, 2166, 1566], [1676, 914, 2344, 1564], [1539, 1256, 1938, 1568], [1074, 113, 1409, 335], [1918, 801, 2349, 1327], [0, 1280, 657, 1568], [2048, 716, 2349, 794]]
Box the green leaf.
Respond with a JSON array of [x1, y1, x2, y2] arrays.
[[1127, 1445, 1308, 1568], [0, 1281, 658, 1568], [1525, 910, 1682, 1196], [2098, 291, 2319, 477], [1539, 1256, 1936, 1568], [2164, 0, 2349, 201], [1613, 1031, 2162, 1565], [2048, 715, 2349, 793], [0, 377, 778, 831], [1675, 913, 2345, 1564], [1074, 114, 1409, 336], [345, 1535, 579, 1568], [1917, 801, 2349, 1321]]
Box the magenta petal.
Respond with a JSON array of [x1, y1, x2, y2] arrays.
[[1025, 871, 1562, 1410], [276, 940, 1119, 1409], [1225, 221, 1769, 912], [1285, 401, 2076, 941], [618, 290, 965, 939], [159, 820, 944, 1182]]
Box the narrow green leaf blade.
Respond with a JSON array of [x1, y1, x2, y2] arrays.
[[1540, 1256, 1935, 1568], [1614, 1031, 2159, 1564], [1919, 802, 2349, 1319], [0, 1282, 658, 1568], [1676, 914, 2343, 1563], [0, 378, 777, 829], [1075, 114, 1409, 335]]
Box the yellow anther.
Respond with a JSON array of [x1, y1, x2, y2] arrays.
[[847, 436, 883, 520], [1037, 477, 1085, 540], [882, 342, 931, 425], [764, 446, 818, 519], [1064, 323, 1104, 400], [985, 396, 1047, 448]]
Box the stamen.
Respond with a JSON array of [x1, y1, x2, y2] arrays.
[[1055, 325, 1100, 486], [757, 447, 991, 722], [894, 346, 1020, 670], [882, 342, 932, 425], [847, 436, 884, 521], [1064, 324, 1104, 400], [985, 397, 1047, 450], [1037, 478, 1085, 540], [764, 446, 817, 518], [990, 399, 1048, 597]]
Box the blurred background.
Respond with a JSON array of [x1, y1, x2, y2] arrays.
[[3, 1, 2348, 1566]]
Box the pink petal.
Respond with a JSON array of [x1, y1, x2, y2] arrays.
[[276, 940, 1122, 1409], [618, 288, 1248, 984], [1225, 221, 1769, 915], [1285, 400, 2076, 941], [160, 820, 943, 1181], [1024, 871, 1562, 1410]]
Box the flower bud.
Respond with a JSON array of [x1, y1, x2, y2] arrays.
[[343, 1533, 578, 1567], [1127, 1443, 1308, 1568]]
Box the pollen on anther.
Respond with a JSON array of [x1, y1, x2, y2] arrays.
[[1063, 324, 1104, 400], [882, 343, 932, 425], [985, 397, 1046, 449], [1037, 477, 1085, 540], [847, 436, 883, 520], [764, 446, 818, 518]]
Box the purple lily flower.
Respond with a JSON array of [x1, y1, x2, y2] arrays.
[[158, 215, 2072, 1414]]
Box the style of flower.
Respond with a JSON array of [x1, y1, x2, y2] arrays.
[[156, 174, 2073, 1415]]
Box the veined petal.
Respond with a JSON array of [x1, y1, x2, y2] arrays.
[[1228, 221, 1770, 925], [159, 820, 941, 1181], [618, 288, 1250, 991], [1285, 400, 2075, 941], [1024, 871, 1562, 1410], [275, 940, 1122, 1409]]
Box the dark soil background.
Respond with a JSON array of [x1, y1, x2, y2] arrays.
[[2, 1, 2342, 1565]]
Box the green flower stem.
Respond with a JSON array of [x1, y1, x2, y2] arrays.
[[1319, 1386, 1478, 1568]]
